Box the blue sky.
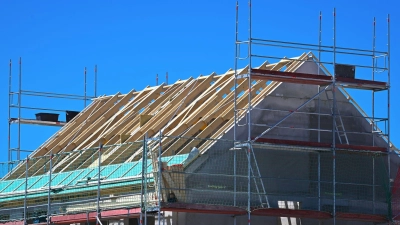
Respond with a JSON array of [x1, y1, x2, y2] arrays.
[[0, 0, 399, 164]]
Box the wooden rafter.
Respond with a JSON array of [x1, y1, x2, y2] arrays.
[[5, 53, 326, 179]]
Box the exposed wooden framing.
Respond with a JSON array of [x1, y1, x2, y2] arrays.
[[163, 77, 250, 155], [8, 100, 106, 179], [161, 73, 231, 135], [32, 93, 125, 175], [74, 82, 185, 169], [6, 54, 310, 182], [95, 79, 196, 164], [112, 72, 235, 163], [58, 87, 165, 173], [34, 99, 102, 157], [189, 54, 307, 154], [7, 52, 386, 180]]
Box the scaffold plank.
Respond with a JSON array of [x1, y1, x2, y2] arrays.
[[251, 208, 332, 220], [161, 203, 247, 215], [50, 208, 142, 224], [251, 68, 332, 86], [254, 138, 387, 152], [335, 212, 388, 223], [0, 221, 24, 225], [251, 69, 388, 90], [9, 118, 66, 127], [51, 212, 97, 224]]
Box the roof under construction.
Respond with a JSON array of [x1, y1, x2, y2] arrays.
[[0, 51, 398, 224], [1, 1, 398, 223], [5, 53, 314, 177]]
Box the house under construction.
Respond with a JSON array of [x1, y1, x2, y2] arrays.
[[1, 3, 399, 225]]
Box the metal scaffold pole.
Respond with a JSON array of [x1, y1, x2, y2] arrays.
[[140, 134, 148, 225], [18, 57, 22, 160], [247, 145, 251, 225], [8, 59, 12, 164], [372, 17, 376, 147], [47, 152, 53, 225], [247, 0, 252, 224], [95, 65, 98, 98], [387, 14, 391, 153], [140, 184, 143, 223], [140, 138, 144, 225], [158, 130, 162, 225], [332, 8, 337, 225], [372, 17, 376, 215], [247, 0, 252, 143], [387, 13, 391, 220], [84, 67, 87, 108], [144, 134, 148, 225], [96, 143, 102, 225], [24, 157, 28, 225], [317, 11, 322, 144], [233, 2, 239, 225], [317, 11, 322, 213]]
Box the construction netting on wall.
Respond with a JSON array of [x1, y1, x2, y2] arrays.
[[0, 160, 26, 222], [392, 162, 400, 222], [0, 140, 150, 224], [159, 136, 392, 220], [159, 136, 242, 208], [0, 136, 396, 223], [251, 144, 390, 215]]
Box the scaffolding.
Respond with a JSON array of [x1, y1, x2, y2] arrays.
[[7, 58, 98, 162], [0, 1, 398, 225], [233, 1, 392, 225], [0, 135, 396, 225]]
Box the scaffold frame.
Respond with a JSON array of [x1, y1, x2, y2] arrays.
[[7, 58, 98, 162], [233, 1, 392, 224]]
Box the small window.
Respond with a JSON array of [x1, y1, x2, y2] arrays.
[[278, 200, 301, 225]]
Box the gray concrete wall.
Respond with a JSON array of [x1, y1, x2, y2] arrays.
[[178, 59, 392, 223], [154, 212, 383, 225], [224, 59, 388, 148]]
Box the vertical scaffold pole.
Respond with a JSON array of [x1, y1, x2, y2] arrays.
[[247, 145, 251, 225], [158, 130, 162, 225], [94, 65, 98, 98], [247, 0, 252, 224], [144, 134, 148, 225], [387, 14, 391, 153], [47, 152, 53, 225], [332, 8, 337, 225], [97, 143, 102, 224], [372, 17, 376, 146], [318, 11, 322, 143], [247, 0, 252, 142], [234, 1, 239, 143], [317, 11, 322, 213], [18, 57, 22, 161], [387, 14, 391, 220], [84, 67, 87, 108], [8, 59, 12, 163], [140, 136, 144, 225], [233, 2, 239, 225], [371, 17, 376, 215], [24, 157, 28, 225]]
